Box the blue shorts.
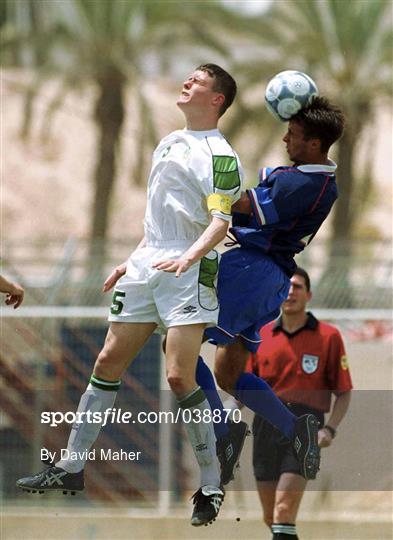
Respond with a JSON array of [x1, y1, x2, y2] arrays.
[[205, 247, 290, 352]]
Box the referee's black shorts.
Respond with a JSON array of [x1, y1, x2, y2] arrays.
[[252, 403, 324, 482]]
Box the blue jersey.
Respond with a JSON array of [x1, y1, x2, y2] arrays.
[[230, 161, 338, 276]]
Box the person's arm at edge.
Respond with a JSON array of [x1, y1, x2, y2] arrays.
[[0, 275, 25, 308]]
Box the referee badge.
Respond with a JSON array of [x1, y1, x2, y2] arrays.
[[340, 355, 349, 370], [302, 354, 319, 374]]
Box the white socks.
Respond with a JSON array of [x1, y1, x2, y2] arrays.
[[56, 382, 118, 473], [178, 386, 221, 488]]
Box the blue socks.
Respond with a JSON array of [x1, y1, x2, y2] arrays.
[[195, 356, 229, 439], [235, 373, 296, 438], [195, 357, 296, 440]]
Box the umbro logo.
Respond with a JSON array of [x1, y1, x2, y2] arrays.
[[195, 443, 208, 452], [294, 437, 302, 453], [183, 305, 197, 314], [225, 443, 234, 461]]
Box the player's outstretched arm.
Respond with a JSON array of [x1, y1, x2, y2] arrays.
[[0, 275, 25, 309], [153, 216, 228, 277]]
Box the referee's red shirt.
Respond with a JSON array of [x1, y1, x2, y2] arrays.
[[247, 312, 353, 412]]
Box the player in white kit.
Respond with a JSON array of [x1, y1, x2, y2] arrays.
[[17, 64, 243, 527], [109, 127, 241, 331]]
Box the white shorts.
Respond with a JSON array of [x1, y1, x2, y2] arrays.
[[108, 243, 220, 332]]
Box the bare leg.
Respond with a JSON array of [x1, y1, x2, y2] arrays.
[[256, 480, 278, 530], [165, 324, 206, 397], [94, 321, 157, 380], [274, 472, 307, 524], [166, 324, 221, 490], [256, 474, 306, 537], [214, 339, 248, 395], [57, 321, 157, 472]]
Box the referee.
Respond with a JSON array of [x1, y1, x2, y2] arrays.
[[247, 267, 352, 540]]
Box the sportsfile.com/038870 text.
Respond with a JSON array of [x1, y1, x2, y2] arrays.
[[40, 407, 242, 427]]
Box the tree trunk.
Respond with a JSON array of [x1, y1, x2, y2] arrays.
[[132, 92, 148, 187], [132, 89, 157, 186], [87, 66, 125, 287], [28, 0, 45, 67]]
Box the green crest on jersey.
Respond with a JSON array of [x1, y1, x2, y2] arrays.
[[213, 156, 241, 191]]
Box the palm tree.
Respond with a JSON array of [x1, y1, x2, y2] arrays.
[[228, 0, 392, 305]]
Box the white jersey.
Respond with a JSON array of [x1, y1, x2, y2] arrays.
[[144, 128, 243, 245]]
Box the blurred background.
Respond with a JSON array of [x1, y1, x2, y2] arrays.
[[1, 1, 392, 539]]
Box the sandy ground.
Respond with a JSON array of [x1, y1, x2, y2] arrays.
[[2, 505, 392, 540]]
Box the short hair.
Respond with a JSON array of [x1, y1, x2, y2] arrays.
[[290, 96, 345, 153], [293, 266, 311, 291], [196, 63, 237, 116]]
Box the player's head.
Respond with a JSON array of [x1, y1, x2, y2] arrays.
[[177, 64, 236, 118], [282, 267, 312, 315], [283, 97, 345, 163], [197, 64, 237, 116]]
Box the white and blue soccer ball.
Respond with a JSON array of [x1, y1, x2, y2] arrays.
[[265, 70, 319, 122]]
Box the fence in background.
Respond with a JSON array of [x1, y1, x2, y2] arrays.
[[1, 237, 392, 309]]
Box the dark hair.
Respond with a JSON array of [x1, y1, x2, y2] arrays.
[[291, 96, 345, 153], [196, 63, 237, 116], [293, 266, 311, 291]]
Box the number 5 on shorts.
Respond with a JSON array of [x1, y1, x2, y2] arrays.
[[110, 291, 126, 315]]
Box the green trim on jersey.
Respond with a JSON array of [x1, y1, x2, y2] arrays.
[[213, 155, 241, 191], [199, 255, 219, 289]]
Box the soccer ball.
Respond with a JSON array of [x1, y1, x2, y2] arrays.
[[265, 70, 319, 122]]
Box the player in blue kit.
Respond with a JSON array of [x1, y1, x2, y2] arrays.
[[194, 96, 346, 484]]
